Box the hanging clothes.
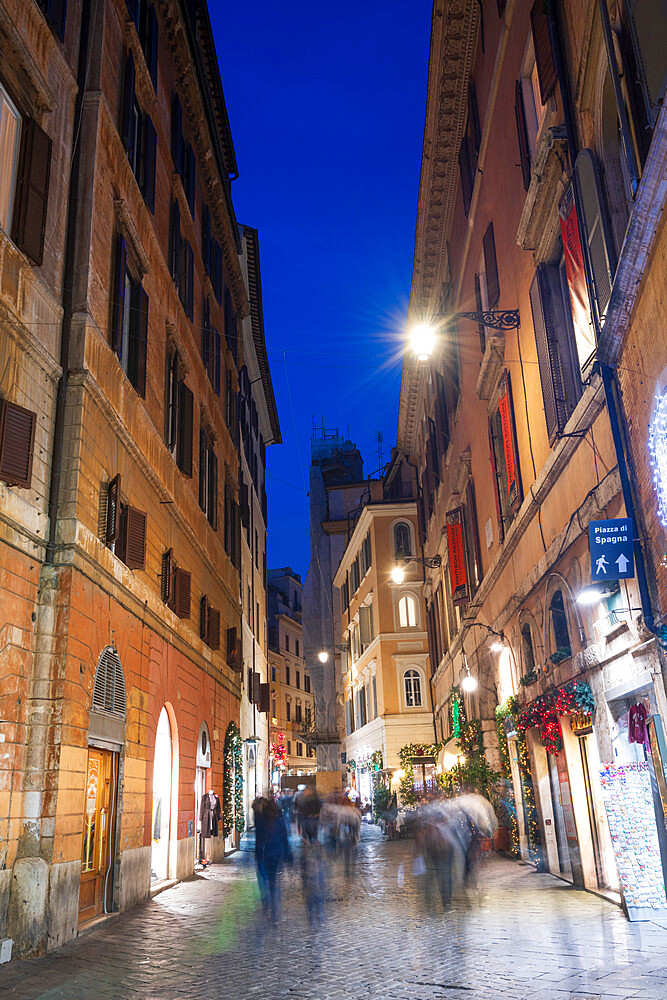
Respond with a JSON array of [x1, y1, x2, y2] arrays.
[[628, 703, 648, 746], [200, 791, 221, 839]]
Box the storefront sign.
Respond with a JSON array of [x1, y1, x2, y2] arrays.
[[559, 185, 596, 372], [446, 507, 468, 606], [589, 517, 635, 581], [498, 375, 520, 513], [599, 761, 667, 919]]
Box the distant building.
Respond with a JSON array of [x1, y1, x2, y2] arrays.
[[267, 568, 315, 782], [333, 453, 435, 803]]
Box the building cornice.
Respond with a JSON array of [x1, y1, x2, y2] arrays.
[[332, 501, 417, 587]]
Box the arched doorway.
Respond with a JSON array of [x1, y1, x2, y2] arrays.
[[195, 721, 211, 864], [151, 707, 174, 882]]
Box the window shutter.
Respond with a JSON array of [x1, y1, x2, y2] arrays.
[[530, 264, 580, 443], [213, 331, 221, 396], [498, 371, 522, 514], [483, 222, 499, 308], [42, 0, 68, 40], [105, 473, 121, 546], [171, 94, 183, 175], [135, 286, 148, 397], [145, 4, 158, 89], [169, 200, 180, 283], [213, 241, 223, 304], [208, 607, 220, 650], [198, 428, 207, 510], [574, 149, 615, 323], [201, 296, 210, 371], [142, 116, 156, 212], [0, 400, 36, 488], [124, 505, 146, 569], [259, 683, 270, 714], [627, 0, 667, 124], [488, 419, 504, 543], [185, 242, 194, 319], [161, 547, 173, 604], [474, 273, 485, 354], [515, 79, 531, 191], [125, 0, 139, 28], [185, 143, 195, 214], [359, 605, 372, 646], [252, 671, 261, 705], [530, 0, 557, 105], [200, 594, 209, 641], [11, 118, 52, 266], [202, 205, 211, 275], [120, 51, 136, 156], [173, 566, 191, 619], [468, 80, 481, 158], [208, 450, 218, 530], [177, 382, 193, 476], [227, 626, 240, 670], [111, 234, 126, 356], [434, 371, 450, 453], [464, 478, 483, 595], [458, 138, 473, 216], [115, 505, 128, 563]]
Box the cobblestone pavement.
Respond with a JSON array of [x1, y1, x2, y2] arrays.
[[2, 826, 667, 1000]]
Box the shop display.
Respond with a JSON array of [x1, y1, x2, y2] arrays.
[[598, 761, 667, 918]]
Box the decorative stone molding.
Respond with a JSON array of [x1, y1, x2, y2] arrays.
[[165, 321, 192, 375], [574, 644, 602, 671], [516, 127, 569, 260], [475, 334, 505, 400], [113, 199, 151, 276], [122, 18, 158, 112], [452, 448, 471, 498]]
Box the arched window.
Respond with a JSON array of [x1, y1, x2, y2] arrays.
[[550, 590, 571, 655], [398, 594, 417, 628], [521, 623, 536, 674], [404, 669, 422, 707], [92, 646, 126, 716], [394, 521, 412, 559]]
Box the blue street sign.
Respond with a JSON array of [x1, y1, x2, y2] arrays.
[[589, 518, 635, 581]]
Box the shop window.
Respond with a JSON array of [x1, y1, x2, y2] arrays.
[[404, 669, 422, 708], [198, 425, 217, 529], [521, 623, 536, 674], [0, 398, 36, 489], [0, 84, 52, 266], [398, 594, 417, 628], [550, 589, 571, 658]]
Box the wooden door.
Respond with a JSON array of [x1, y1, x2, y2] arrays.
[[79, 747, 115, 923]]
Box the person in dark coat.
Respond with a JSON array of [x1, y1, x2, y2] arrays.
[[253, 796, 292, 921]]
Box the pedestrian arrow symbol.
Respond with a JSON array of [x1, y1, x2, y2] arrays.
[[588, 518, 635, 582]]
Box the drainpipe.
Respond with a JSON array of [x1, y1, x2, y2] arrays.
[[45, 0, 92, 563]]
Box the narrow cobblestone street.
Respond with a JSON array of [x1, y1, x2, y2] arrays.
[[1, 827, 667, 1000]]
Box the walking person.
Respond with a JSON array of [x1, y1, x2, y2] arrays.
[[253, 796, 293, 922]]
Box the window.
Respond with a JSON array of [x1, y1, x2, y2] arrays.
[[355, 687, 367, 729], [287, 740, 291, 755], [0, 399, 36, 489], [165, 351, 193, 476], [398, 594, 417, 628], [462, 480, 483, 599], [125, 1, 158, 87], [394, 522, 412, 559], [285, 633, 290, 652], [224, 483, 240, 568], [345, 698, 353, 735], [285, 666, 290, 686], [359, 604, 373, 649], [160, 549, 191, 619], [224, 286, 238, 363], [171, 95, 195, 214], [350, 622, 360, 663], [295, 701, 302, 724], [550, 590, 571, 657], [350, 556, 360, 594], [529, 0, 557, 107], [372, 676, 378, 719], [296, 639, 300, 657], [271, 694, 276, 718], [198, 425, 217, 529], [296, 742, 303, 757], [488, 372, 522, 540], [2, 99, 52, 267], [340, 578, 349, 612], [307, 746, 314, 758], [201, 297, 221, 394], [37, 0, 68, 41], [169, 200, 194, 319], [104, 475, 146, 571], [521, 623, 536, 674], [404, 669, 422, 708], [199, 595, 220, 650], [286, 700, 291, 722], [296, 670, 301, 690], [271, 666, 276, 682], [111, 234, 148, 396], [360, 532, 372, 575], [120, 52, 156, 212], [458, 80, 481, 215]]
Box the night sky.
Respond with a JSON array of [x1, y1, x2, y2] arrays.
[[211, 2, 432, 578]]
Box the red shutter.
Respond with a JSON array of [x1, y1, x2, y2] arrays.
[[161, 548, 173, 604], [105, 473, 121, 546], [483, 222, 499, 308], [12, 118, 52, 266], [0, 400, 36, 488], [446, 507, 469, 607], [208, 607, 220, 650], [530, 0, 557, 105], [136, 286, 148, 397], [124, 505, 146, 569], [173, 566, 191, 619], [498, 372, 522, 514], [515, 80, 531, 190], [200, 594, 209, 641]]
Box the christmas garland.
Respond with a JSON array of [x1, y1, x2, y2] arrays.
[[346, 749, 383, 774], [398, 742, 443, 806], [222, 721, 245, 836], [495, 697, 542, 863], [495, 698, 519, 855], [516, 679, 595, 755]]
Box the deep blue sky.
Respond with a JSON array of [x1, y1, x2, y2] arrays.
[[212, 2, 432, 578]]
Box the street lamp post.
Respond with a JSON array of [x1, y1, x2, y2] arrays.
[[391, 554, 441, 584], [408, 310, 521, 360]]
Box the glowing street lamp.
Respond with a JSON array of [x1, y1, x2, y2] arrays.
[[317, 650, 329, 663], [391, 565, 405, 584], [408, 309, 521, 362]]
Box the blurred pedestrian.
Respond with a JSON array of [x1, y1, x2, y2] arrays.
[[296, 786, 321, 842], [253, 796, 293, 921]]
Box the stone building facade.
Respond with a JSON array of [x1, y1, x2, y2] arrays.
[[399, 0, 667, 918], [0, 0, 270, 957]]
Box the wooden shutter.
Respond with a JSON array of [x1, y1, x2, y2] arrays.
[[177, 382, 193, 476], [515, 80, 531, 191], [200, 594, 209, 641], [120, 51, 136, 156], [145, 4, 158, 89], [464, 478, 483, 595], [468, 81, 481, 159], [498, 372, 522, 514], [214, 331, 221, 396], [474, 273, 485, 354], [458, 138, 473, 216], [208, 607, 220, 650], [574, 149, 615, 322], [208, 450, 218, 530], [125, 0, 139, 27], [184, 143, 195, 214], [0, 400, 36, 488], [105, 473, 121, 546], [11, 118, 52, 266], [252, 671, 261, 704], [185, 242, 194, 319], [124, 505, 146, 569], [171, 94, 183, 174], [142, 116, 156, 212], [169, 200, 180, 283], [161, 547, 173, 604], [213, 241, 222, 304], [173, 566, 191, 618], [42, 0, 68, 40], [227, 626, 239, 670], [530, 265, 580, 443], [111, 234, 126, 355], [198, 428, 207, 510], [259, 683, 270, 714], [627, 0, 667, 124], [530, 0, 557, 105], [359, 605, 372, 646], [135, 286, 148, 397], [483, 222, 499, 308], [202, 205, 211, 275], [488, 419, 504, 543]]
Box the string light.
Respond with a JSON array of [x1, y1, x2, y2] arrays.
[[648, 384, 667, 528], [516, 680, 596, 754]]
